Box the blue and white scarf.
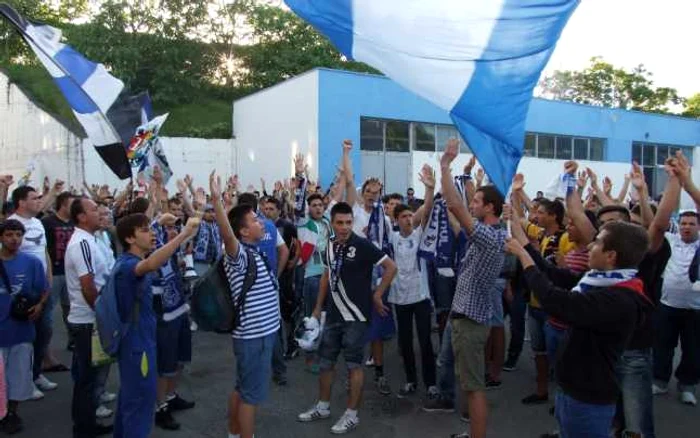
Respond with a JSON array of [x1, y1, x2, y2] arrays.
[[294, 176, 308, 220], [571, 269, 638, 294], [367, 199, 393, 259], [545, 172, 577, 199], [417, 196, 454, 275], [194, 220, 222, 263]]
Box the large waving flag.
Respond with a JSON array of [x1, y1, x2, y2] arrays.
[[284, 0, 579, 194], [0, 3, 150, 179]]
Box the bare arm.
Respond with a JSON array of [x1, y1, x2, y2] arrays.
[[210, 171, 239, 257], [372, 257, 397, 316], [587, 168, 614, 206], [417, 164, 435, 229], [276, 241, 289, 278], [78, 274, 100, 308], [563, 162, 596, 245], [629, 162, 654, 229], [312, 270, 330, 319], [614, 175, 631, 204], [342, 140, 358, 207], [440, 139, 475, 234], [134, 218, 199, 277]]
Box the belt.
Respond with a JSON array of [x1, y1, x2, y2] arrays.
[[450, 312, 468, 320]]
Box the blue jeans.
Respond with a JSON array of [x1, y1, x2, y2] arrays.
[[302, 275, 322, 317], [544, 321, 567, 370], [555, 392, 616, 438], [653, 304, 700, 392], [437, 321, 455, 402], [615, 349, 655, 438], [233, 332, 276, 405], [528, 306, 548, 354]]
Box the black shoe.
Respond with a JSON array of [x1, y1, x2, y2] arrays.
[[485, 379, 502, 390], [0, 412, 23, 434], [167, 394, 195, 411], [66, 340, 75, 352], [503, 357, 517, 372], [284, 346, 300, 360], [522, 393, 549, 405], [540, 432, 559, 438], [94, 424, 114, 436], [273, 374, 288, 386], [156, 407, 181, 430], [422, 397, 455, 413]]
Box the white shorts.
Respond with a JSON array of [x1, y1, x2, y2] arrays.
[[1, 343, 34, 401]]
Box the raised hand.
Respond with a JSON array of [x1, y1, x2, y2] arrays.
[[0, 175, 14, 187], [418, 164, 436, 189], [43, 176, 50, 193], [475, 168, 485, 185], [209, 170, 222, 200], [184, 174, 193, 188], [52, 179, 65, 193], [176, 179, 187, 194], [585, 167, 598, 185], [602, 176, 612, 194], [630, 162, 646, 190], [194, 187, 207, 208], [577, 170, 587, 189], [342, 139, 353, 154], [294, 153, 306, 174], [183, 217, 202, 238], [563, 160, 578, 175], [464, 155, 477, 175], [511, 173, 525, 192], [440, 138, 460, 168], [674, 150, 692, 186]]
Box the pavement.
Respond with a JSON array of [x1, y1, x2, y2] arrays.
[[19, 312, 700, 438]]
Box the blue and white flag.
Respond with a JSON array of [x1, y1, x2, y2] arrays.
[[284, 0, 579, 194], [0, 4, 149, 180]]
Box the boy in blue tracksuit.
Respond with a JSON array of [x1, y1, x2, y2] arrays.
[[112, 213, 200, 438]]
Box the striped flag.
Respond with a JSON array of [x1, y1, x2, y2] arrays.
[[284, 0, 579, 194], [0, 4, 147, 180]]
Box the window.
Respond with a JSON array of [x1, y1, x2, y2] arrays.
[[555, 136, 573, 159], [414, 123, 436, 152], [360, 119, 383, 151], [632, 142, 642, 164], [574, 138, 589, 160], [385, 121, 410, 152], [437, 125, 459, 152], [633, 141, 695, 198], [524, 133, 536, 157], [537, 135, 555, 159], [589, 139, 605, 161]]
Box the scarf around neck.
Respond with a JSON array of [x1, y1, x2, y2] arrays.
[[194, 220, 222, 262]]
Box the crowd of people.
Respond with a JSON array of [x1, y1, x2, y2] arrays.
[[0, 137, 698, 438]]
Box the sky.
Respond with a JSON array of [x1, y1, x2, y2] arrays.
[[545, 0, 699, 97]]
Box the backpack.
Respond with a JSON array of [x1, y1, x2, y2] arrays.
[[190, 248, 258, 333], [94, 260, 141, 358]]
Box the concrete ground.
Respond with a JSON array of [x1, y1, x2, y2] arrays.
[[19, 311, 700, 438]]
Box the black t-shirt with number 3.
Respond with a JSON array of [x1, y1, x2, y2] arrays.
[[324, 232, 387, 323]]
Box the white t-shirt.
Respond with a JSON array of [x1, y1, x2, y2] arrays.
[[388, 229, 429, 305], [64, 227, 109, 323], [352, 203, 391, 240], [661, 232, 700, 310], [8, 213, 47, 274]]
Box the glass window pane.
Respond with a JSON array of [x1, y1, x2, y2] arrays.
[[656, 145, 668, 165], [360, 119, 383, 151], [642, 145, 655, 166], [385, 121, 410, 152], [643, 167, 656, 197], [524, 133, 536, 157], [574, 138, 589, 160], [590, 138, 605, 161], [684, 148, 694, 166], [538, 135, 555, 159], [632, 142, 642, 165], [555, 136, 573, 159], [437, 125, 459, 152], [414, 123, 436, 152]]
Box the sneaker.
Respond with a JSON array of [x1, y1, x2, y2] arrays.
[[31, 386, 45, 401], [94, 424, 114, 436], [427, 385, 440, 400], [155, 406, 181, 430], [96, 405, 113, 418], [330, 412, 359, 434], [99, 391, 117, 404], [652, 383, 669, 395], [397, 382, 417, 398], [0, 411, 23, 434], [365, 357, 375, 367], [422, 397, 455, 413], [450, 432, 470, 438], [284, 347, 300, 360], [167, 394, 196, 411], [681, 391, 697, 406], [298, 403, 331, 422], [486, 379, 502, 390], [35, 374, 58, 391], [190, 320, 198, 331], [375, 376, 391, 396], [460, 411, 470, 423], [522, 393, 549, 405], [503, 358, 517, 372], [540, 432, 560, 438], [273, 374, 288, 386]]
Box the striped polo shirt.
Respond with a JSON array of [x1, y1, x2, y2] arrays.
[[223, 246, 280, 340]]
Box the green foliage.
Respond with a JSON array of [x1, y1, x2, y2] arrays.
[[682, 93, 700, 119], [540, 57, 683, 114]]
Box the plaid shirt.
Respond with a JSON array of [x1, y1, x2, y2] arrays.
[[451, 221, 506, 324]]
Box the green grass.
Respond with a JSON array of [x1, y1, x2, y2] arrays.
[[1, 61, 233, 139]]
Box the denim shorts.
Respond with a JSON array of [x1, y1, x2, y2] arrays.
[[555, 391, 616, 438], [156, 314, 192, 377], [318, 321, 369, 371], [488, 279, 506, 327], [528, 306, 548, 354], [0, 343, 34, 401], [232, 332, 276, 405]]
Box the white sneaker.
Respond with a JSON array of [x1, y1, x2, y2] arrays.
[[99, 391, 117, 404], [365, 357, 374, 367], [96, 405, 113, 418], [190, 320, 198, 332], [34, 374, 58, 391], [652, 384, 669, 395], [331, 412, 359, 434], [681, 391, 697, 406], [31, 386, 45, 401], [298, 403, 331, 422]]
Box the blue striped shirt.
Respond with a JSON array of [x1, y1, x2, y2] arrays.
[[224, 247, 280, 339]]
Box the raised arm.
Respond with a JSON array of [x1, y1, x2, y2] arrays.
[[210, 170, 239, 257], [649, 158, 681, 253], [629, 162, 654, 229], [342, 140, 358, 206], [586, 168, 614, 206], [614, 174, 631, 204], [674, 150, 700, 212], [41, 179, 64, 213], [440, 138, 475, 234], [416, 164, 435, 229], [134, 217, 200, 277], [564, 161, 596, 245]]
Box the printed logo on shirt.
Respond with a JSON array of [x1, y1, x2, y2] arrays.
[[347, 246, 357, 259], [24, 234, 43, 246]]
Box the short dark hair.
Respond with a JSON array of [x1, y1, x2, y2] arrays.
[[388, 193, 403, 202], [237, 193, 258, 212], [596, 205, 631, 223], [70, 196, 89, 223], [11, 186, 36, 207], [0, 219, 25, 235], [55, 191, 73, 212], [307, 193, 324, 205], [330, 202, 353, 220], [393, 204, 413, 220], [116, 213, 150, 249], [129, 197, 150, 215], [168, 197, 182, 206], [227, 204, 255, 239], [599, 221, 649, 269], [407, 187, 414, 193], [265, 197, 281, 211], [538, 198, 565, 227], [361, 179, 381, 194], [679, 211, 699, 221], [630, 203, 657, 217], [476, 186, 504, 217]]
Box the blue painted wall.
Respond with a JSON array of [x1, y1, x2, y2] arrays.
[[316, 68, 700, 187]]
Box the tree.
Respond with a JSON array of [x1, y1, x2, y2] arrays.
[[682, 93, 700, 119], [539, 57, 683, 114]]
